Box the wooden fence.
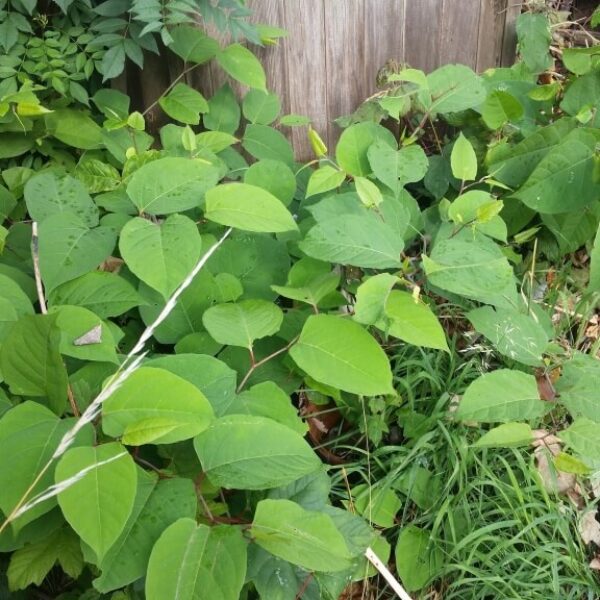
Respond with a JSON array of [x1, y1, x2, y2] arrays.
[[134, 0, 523, 159]]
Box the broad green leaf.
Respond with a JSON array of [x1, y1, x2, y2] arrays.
[[289, 314, 394, 396], [242, 124, 294, 167], [590, 222, 600, 293], [51, 305, 118, 364], [561, 71, 600, 127], [7, 527, 82, 591], [217, 43, 266, 91], [0, 402, 91, 531], [541, 204, 600, 256], [75, 158, 121, 194], [169, 26, 219, 63], [145, 354, 237, 417], [455, 369, 546, 423], [204, 182, 298, 233], [447, 191, 507, 241], [194, 415, 320, 490], [516, 13, 552, 73], [306, 165, 346, 198], [555, 353, 600, 422], [251, 499, 352, 572], [203, 84, 241, 134], [0, 273, 35, 317], [158, 83, 208, 125], [267, 471, 331, 511], [0, 314, 67, 413], [195, 131, 238, 153], [426, 64, 486, 114], [225, 381, 307, 435], [348, 484, 401, 529], [451, 133, 477, 181], [562, 46, 600, 76], [24, 172, 98, 227], [367, 140, 428, 191], [126, 157, 220, 215], [244, 159, 296, 206], [353, 273, 398, 325], [146, 519, 247, 600], [423, 231, 516, 307], [119, 214, 201, 299], [513, 128, 600, 214], [395, 526, 442, 592], [48, 272, 143, 318], [481, 90, 524, 129], [38, 214, 116, 293], [55, 442, 137, 561], [467, 306, 548, 366], [558, 418, 600, 459], [202, 299, 282, 348], [243, 89, 280, 125], [474, 422, 534, 448], [94, 475, 197, 593], [103, 367, 214, 445], [554, 452, 591, 475], [354, 176, 383, 208], [336, 122, 396, 177], [45, 109, 102, 149], [382, 290, 449, 352]]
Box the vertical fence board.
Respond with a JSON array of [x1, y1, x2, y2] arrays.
[[502, 1, 523, 65], [477, 0, 510, 70], [404, 0, 444, 72], [440, 0, 482, 67]]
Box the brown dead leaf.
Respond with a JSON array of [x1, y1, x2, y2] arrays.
[[99, 256, 124, 273], [589, 557, 600, 571], [585, 314, 599, 341], [580, 510, 600, 546]]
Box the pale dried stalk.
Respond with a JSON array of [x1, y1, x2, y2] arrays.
[[364, 547, 413, 600], [31, 222, 47, 314], [0, 228, 232, 533]]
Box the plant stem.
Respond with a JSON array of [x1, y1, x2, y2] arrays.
[[142, 63, 199, 117]]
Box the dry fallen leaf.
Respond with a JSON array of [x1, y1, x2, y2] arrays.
[[589, 557, 600, 571], [579, 510, 600, 546], [73, 325, 102, 346]]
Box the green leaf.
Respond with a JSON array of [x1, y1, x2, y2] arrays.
[[0, 314, 67, 413], [203, 84, 241, 134], [474, 422, 534, 448], [146, 519, 247, 600], [194, 415, 320, 490], [119, 215, 202, 299], [354, 176, 383, 208], [51, 305, 118, 364], [336, 122, 396, 177], [244, 159, 296, 206], [0, 402, 91, 531], [590, 222, 600, 293], [251, 499, 352, 572], [382, 290, 449, 352], [423, 231, 516, 307], [205, 183, 298, 233], [169, 26, 219, 63], [481, 90, 524, 129], [242, 124, 294, 167], [196, 131, 238, 153], [367, 140, 428, 191], [455, 369, 546, 423], [225, 381, 307, 435], [467, 306, 548, 366], [94, 475, 197, 593], [48, 272, 143, 318], [74, 158, 121, 194], [562, 46, 600, 76], [447, 191, 507, 241], [426, 64, 486, 114], [217, 44, 266, 90], [353, 273, 398, 325], [558, 418, 600, 460], [289, 314, 394, 396], [24, 172, 98, 227], [513, 129, 600, 214], [100, 43, 126, 80], [159, 83, 208, 125], [395, 525, 442, 592], [102, 367, 214, 445], [348, 484, 401, 529], [451, 133, 477, 181], [7, 527, 82, 591], [45, 109, 102, 149], [55, 442, 137, 561], [306, 165, 346, 198], [127, 157, 220, 215], [243, 89, 280, 125], [516, 13, 552, 73], [38, 214, 116, 293], [555, 353, 600, 422]]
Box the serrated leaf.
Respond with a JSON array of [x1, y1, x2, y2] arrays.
[[194, 415, 320, 490]]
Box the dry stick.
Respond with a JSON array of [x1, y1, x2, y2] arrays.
[[0, 228, 232, 535], [364, 547, 413, 600], [32, 222, 80, 416]]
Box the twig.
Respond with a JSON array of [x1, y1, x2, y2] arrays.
[[365, 547, 413, 600], [294, 573, 314, 600], [31, 222, 47, 314], [236, 335, 299, 393], [0, 228, 232, 534]]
